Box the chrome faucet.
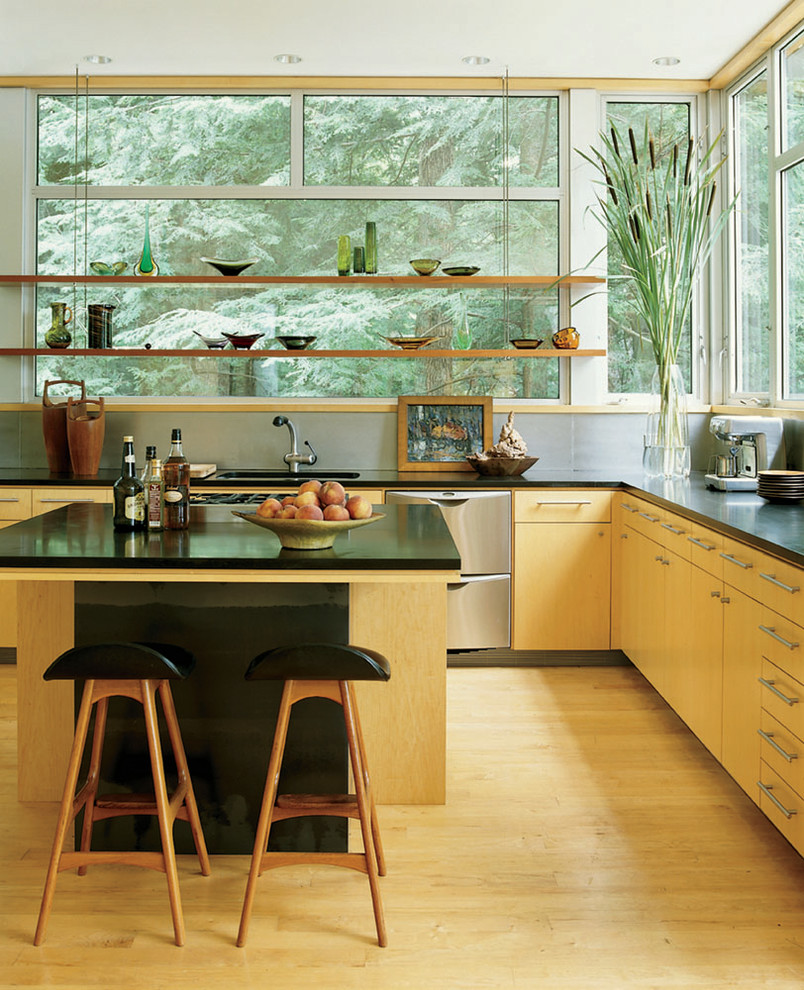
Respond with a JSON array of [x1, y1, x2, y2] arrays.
[[272, 415, 317, 473]]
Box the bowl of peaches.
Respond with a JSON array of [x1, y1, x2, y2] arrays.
[[232, 479, 382, 549]]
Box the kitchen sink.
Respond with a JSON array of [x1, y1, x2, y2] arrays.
[[213, 469, 360, 480]]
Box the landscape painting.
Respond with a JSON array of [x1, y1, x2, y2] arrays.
[[397, 396, 492, 471]]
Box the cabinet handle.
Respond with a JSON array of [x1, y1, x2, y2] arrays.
[[757, 729, 798, 762], [0, 497, 20, 503], [621, 503, 638, 513], [710, 590, 721, 598], [758, 677, 800, 706], [654, 555, 670, 565], [688, 536, 716, 551], [720, 552, 753, 569], [638, 512, 659, 522], [757, 781, 797, 819], [38, 498, 97, 503], [720, 596, 731, 604], [535, 500, 592, 506], [759, 572, 800, 594], [661, 523, 684, 535], [758, 625, 799, 650]]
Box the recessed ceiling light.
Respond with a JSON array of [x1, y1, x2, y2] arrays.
[[462, 55, 491, 66], [83, 54, 112, 65], [652, 56, 680, 67], [274, 54, 302, 64]]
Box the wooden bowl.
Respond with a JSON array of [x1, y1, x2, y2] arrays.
[[232, 510, 383, 549], [466, 455, 538, 477]]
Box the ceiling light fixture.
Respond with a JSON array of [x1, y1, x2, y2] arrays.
[[83, 55, 112, 65], [652, 56, 680, 67], [462, 55, 491, 66], [274, 54, 302, 64]]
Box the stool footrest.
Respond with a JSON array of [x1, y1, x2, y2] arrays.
[[59, 850, 166, 873], [259, 851, 369, 875]]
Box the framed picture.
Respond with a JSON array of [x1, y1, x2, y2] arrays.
[[397, 395, 493, 471]]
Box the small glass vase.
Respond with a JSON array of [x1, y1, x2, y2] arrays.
[[337, 235, 352, 276], [642, 363, 690, 479], [364, 222, 377, 274]]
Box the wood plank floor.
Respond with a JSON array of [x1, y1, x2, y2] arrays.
[[3, 663, 804, 989]]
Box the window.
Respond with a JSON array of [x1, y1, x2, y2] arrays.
[[33, 92, 562, 400]]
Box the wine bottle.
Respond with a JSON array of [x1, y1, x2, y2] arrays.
[[140, 444, 157, 484], [145, 457, 165, 531], [163, 428, 190, 530], [113, 435, 145, 531]]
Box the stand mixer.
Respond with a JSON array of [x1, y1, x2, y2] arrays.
[[705, 415, 785, 491]]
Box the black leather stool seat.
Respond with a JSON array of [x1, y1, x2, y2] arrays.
[[43, 641, 195, 682], [246, 643, 390, 682]]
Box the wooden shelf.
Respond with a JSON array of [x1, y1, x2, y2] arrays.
[[0, 274, 605, 288], [0, 347, 605, 358]]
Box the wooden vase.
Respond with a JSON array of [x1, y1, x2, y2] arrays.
[[42, 380, 86, 474], [66, 397, 105, 477]]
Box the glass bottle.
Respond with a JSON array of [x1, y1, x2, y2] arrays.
[[140, 444, 157, 484], [145, 457, 165, 531], [163, 428, 190, 530], [113, 435, 145, 531], [364, 222, 377, 274]]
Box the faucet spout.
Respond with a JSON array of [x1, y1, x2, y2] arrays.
[[272, 415, 317, 473]]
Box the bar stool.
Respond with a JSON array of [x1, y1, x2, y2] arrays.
[[34, 642, 211, 947], [237, 643, 390, 948]]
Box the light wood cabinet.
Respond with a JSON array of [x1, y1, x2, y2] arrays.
[[513, 490, 611, 650], [30, 487, 112, 516]]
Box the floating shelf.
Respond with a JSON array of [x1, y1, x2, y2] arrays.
[[0, 347, 606, 358], [0, 274, 605, 288]]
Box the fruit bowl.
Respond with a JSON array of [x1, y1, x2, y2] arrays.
[[232, 511, 383, 549], [465, 455, 538, 477]]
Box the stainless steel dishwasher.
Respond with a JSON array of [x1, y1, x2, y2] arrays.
[[385, 490, 510, 650]]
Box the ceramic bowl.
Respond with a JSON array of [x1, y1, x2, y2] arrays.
[[276, 335, 317, 350], [200, 256, 259, 276], [409, 258, 441, 276], [193, 330, 229, 349], [466, 455, 539, 477], [510, 339, 544, 350], [221, 331, 265, 349], [442, 266, 480, 277], [232, 510, 383, 549]]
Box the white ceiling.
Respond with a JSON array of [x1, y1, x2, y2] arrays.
[[1, 1, 792, 80]]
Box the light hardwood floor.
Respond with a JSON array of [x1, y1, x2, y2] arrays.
[[3, 663, 804, 989]]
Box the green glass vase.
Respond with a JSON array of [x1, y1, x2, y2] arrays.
[[134, 204, 159, 277], [364, 222, 377, 274], [337, 235, 352, 276], [45, 302, 73, 349]]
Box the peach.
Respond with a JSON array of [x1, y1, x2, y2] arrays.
[[346, 495, 372, 519], [296, 503, 324, 520], [279, 504, 298, 518], [320, 480, 347, 506], [294, 490, 321, 508], [256, 497, 282, 518], [281, 495, 296, 507], [298, 479, 322, 495], [323, 503, 350, 521]]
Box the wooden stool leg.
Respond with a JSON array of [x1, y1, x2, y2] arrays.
[[77, 695, 109, 876], [348, 687, 386, 877], [34, 681, 96, 946], [157, 682, 211, 877], [236, 680, 294, 948], [341, 682, 387, 947], [142, 680, 185, 947]]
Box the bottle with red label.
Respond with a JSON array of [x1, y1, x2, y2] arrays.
[[163, 428, 190, 530]]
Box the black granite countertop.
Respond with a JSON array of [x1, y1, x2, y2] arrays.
[[0, 502, 462, 572]]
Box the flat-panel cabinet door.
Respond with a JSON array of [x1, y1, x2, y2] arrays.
[[722, 587, 763, 802]]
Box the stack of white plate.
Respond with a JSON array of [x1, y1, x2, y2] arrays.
[[757, 470, 804, 503]]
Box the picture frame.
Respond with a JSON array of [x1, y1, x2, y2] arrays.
[[397, 395, 493, 471]]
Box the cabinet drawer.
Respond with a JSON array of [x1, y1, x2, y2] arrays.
[[655, 510, 691, 561], [516, 490, 610, 523], [758, 612, 804, 681], [31, 487, 112, 516], [758, 762, 804, 856], [759, 709, 804, 798], [0, 488, 31, 520], [720, 535, 759, 598], [755, 556, 804, 626], [686, 523, 723, 579], [618, 497, 663, 540], [759, 658, 804, 741]]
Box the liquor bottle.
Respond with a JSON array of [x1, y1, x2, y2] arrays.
[[113, 435, 145, 531], [140, 444, 157, 484], [163, 428, 190, 530], [145, 457, 165, 531]]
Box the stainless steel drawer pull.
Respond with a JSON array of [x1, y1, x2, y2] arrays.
[[687, 537, 716, 551], [638, 512, 659, 522], [758, 781, 797, 819], [720, 552, 753, 569], [661, 523, 684, 535], [759, 625, 799, 650], [758, 677, 799, 706], [0, 498, 20, 503], [757, 729, 798, 762], [759, 572, 800, 594], [38, 498, 97, 504], [621, 503, 638, 513], [535, 500, 592, 506]]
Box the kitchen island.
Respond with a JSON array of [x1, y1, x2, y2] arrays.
[[0, 502, 460, 818]]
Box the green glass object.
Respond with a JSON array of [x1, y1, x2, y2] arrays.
[[337, 235, 352, 276], [353, 246, 365, 274], [45, 301, 73, 349], [134, 204, 159, 277], [364, 221, 377, 274]]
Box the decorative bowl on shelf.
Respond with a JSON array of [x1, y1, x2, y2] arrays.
[[193, 330, 229, 349], [510, 338, 544, 350], [552, 326, 580, 350], [275, 335, 316, 350], [384, 335, 442, 350], [221, 331, 265, 349], [442, 266, 480, 277], [232, 510, 384, 549], [409, 258, 441, 276], [90, 260, 127, 276], [200, 256, 259, 276], [466, 455, 539, 477]]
